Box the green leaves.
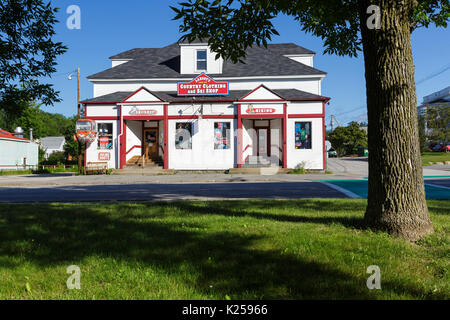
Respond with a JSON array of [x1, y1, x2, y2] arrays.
[[171, 0, 448, 61], [0, 0, 67, 116]]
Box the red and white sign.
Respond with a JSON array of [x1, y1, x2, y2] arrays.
[[129, 106, 158, 116], [177, 73, 229, 96], [99, 136, 109, 148], [245, 105, 276, 114], [98, 152, 111, 161]]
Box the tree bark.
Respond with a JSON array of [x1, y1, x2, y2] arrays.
[[358, 0, 433, 240]]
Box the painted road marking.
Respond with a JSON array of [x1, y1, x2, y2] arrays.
[[424, 183, 450, 190], [320, 182, 361, 199], [322, 180, 450, 200]]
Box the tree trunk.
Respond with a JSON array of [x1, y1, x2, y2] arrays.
[[358, 0, 433, 240]]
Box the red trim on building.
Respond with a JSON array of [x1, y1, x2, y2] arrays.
[[122, 87, 164, 103], [126, 145, 142, 155], [241, 114, 284, 119], [237, 104, 243, 168], [288, 114, 324, 118], [0, 129, 31, 142], [85, 117, 118, 120], [283, 103, 287, 169], [117, 105, 126, 169], [164, 104, 169, 169], [123, 116, 164, 120], [322, 101, 326, 171], [167, 115, 235, 120], [239, 84, 286, 101]]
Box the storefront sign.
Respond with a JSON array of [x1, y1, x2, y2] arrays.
[[98, 152, 111, 161], [129, 106, 158, 116], [245, 104, 276, 114], [99, 136, 109, 149], [177, 73, 229, 96]]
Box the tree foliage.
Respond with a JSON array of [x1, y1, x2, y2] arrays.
[[422, 104, 450, 145], [328, 121, 368, 156], [0, 0, 67, 119], [172, 0, 449, 62]]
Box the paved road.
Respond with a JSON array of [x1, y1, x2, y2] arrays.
[[0, 181, 347, 203], [327, 157, 450, 177]]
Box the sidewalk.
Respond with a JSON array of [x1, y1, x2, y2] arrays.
[[0, 172, 351, 187]]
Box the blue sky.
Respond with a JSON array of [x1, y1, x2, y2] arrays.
[[41, 0, 449, 127]]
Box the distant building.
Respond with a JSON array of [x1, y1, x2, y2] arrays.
[[0, 128, 39, 170], [418, 86, 450, 138], [40, 136, 66, 159]]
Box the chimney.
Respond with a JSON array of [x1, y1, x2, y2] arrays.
[[29, 128, 33, 141]]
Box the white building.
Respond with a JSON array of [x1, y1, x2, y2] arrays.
[[0, 128, 38, 170], [40, 136, 66, 159], [81, 40, 330, 170]]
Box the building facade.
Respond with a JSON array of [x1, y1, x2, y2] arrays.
[[0, 129, 38, 171], [82, 40, 330, 170]]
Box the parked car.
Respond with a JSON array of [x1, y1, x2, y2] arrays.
[[431, 144, 443, 152], [441, 144, 450, 152], [328, 148, 338, 158]]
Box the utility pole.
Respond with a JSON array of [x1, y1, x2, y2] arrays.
[[77, 67, 81, 118]]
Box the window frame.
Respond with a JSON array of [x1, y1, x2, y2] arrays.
[[294, 121, 312, 150], [97, 122, 114, 150], [175, 122, 193, 150], [196, 49, 207, 72], [214, 122, 231, 150]]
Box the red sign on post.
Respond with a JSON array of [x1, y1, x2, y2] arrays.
[[177, 73, 229, 96]]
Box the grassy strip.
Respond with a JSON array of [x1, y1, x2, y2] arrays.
[[0, 167, 78, 176], [0, 199, 448, 300], [422, 152, 450, 166]]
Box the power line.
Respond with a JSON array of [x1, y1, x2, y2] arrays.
[[416, 62, 450, 85]]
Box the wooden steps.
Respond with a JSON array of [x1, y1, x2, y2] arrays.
[[126, 155, 163, 168]]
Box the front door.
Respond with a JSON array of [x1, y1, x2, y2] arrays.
[[256, 128, 270, 157], [143, 128, 158, 160]]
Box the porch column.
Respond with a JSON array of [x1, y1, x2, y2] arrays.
[[163, 104, 169, 169], [237, 104, 243, 168], [283, 103, 287, 169], [120, 119, 127, 169]]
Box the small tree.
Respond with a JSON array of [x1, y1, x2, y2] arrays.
[[423, 104, 450, 145], [329, 122, 368, 156]]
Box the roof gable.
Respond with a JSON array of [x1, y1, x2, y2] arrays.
[[122, 87, 163, 103], [239, 85, 285, 101]]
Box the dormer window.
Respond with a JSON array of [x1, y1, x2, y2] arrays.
[[196, 50, 207, 71]]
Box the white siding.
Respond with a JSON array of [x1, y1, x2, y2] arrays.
[[287, 117, 324, 170], [168, 118, 235, 170]]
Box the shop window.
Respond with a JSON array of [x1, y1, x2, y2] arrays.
[[295, 122, 312, 149], [214, 122, 231, 149], [97, 123, 113, 150], [196, 50, 207, 71], [175, 122, 192, 149]]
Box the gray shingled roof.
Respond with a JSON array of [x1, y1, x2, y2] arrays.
[[40, 136, 65, 150], [81, 88, 328, 104], [92, 42, 325, 80]]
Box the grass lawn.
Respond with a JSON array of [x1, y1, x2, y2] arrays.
[[0, 199, 448, 300], [422, 152, 450, 166]]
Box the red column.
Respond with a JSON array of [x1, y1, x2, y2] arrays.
[[164, 104, 169, 169], [237, 104, 243, 168], [322, 101, 326, 170], [120, 119, 127, 169], [283, 103, 287, 169]]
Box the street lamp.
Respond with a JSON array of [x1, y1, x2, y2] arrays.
[[69, 67, 83, 174], [68, 67, 81, 119]]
